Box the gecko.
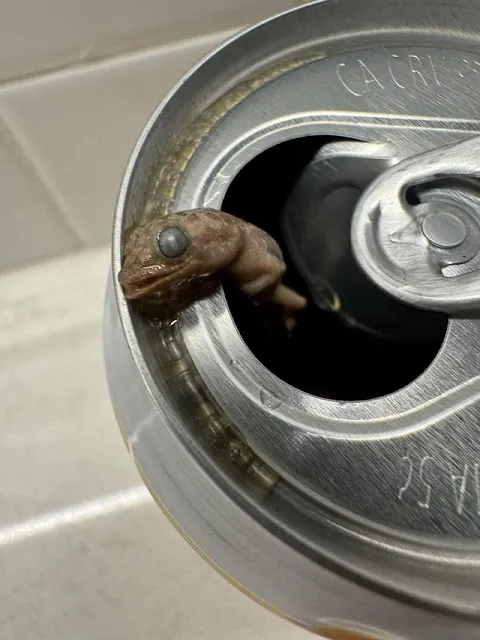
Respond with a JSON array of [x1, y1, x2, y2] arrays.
[[118, 208, 307, 315]]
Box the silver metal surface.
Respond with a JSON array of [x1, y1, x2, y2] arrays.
[[421, 209, 467, 249], [281, 139, 444, 343], [104, 1, 480, 638], [352, 135, 480, 312]]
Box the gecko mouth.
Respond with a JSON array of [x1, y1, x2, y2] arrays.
[[118, 271, 170, 300]]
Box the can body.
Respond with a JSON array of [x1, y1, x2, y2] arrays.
[[104, 2, 480, 637]]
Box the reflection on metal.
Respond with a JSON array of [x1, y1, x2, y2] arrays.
[[282, 139, 445, 343], [352, 135, 480, 313]]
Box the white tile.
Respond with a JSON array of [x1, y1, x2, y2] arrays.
[[0, 246, 109, 350], [0, 122, 79, 271], [0, 0, 304, 83], [0, 32, 238, 246], [0, 502, 312, 640], [0, 319, 147, 525], [0, 246, 143, 524]]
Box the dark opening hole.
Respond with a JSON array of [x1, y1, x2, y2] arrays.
[[405, 186, 421, 206], [222, 136, 448, 401]]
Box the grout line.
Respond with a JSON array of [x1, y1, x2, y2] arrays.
[[0, 110, 86, 245], [0, 26, 242, 248], [0, 485, 152, 546], [0, 26, 243, 91]]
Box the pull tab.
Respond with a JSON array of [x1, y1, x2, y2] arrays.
[[351, 135, 480, 313], [282, 139, 444, 343]]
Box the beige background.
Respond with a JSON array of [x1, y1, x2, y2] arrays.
[[0, 0, 309, 272]]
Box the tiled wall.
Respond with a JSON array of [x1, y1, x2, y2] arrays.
[[0, 0, 308, 272]]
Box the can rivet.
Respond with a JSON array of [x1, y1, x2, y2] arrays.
[[421, 210, 467, 249]]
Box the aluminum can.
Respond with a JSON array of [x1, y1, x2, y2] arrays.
[[104, 2, 480, 637]]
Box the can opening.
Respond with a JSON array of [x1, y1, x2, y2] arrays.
[[222, 136, 448, 401]]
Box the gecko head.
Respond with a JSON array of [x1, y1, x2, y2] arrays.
[[118, 209, 242, 301]]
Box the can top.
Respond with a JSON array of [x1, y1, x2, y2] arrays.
[[112, 0, 480, 624]]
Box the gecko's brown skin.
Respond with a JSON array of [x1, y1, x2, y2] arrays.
[[118, 208, 307, 313]]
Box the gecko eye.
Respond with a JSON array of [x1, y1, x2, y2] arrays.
[[157, 226, 189, 258]]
